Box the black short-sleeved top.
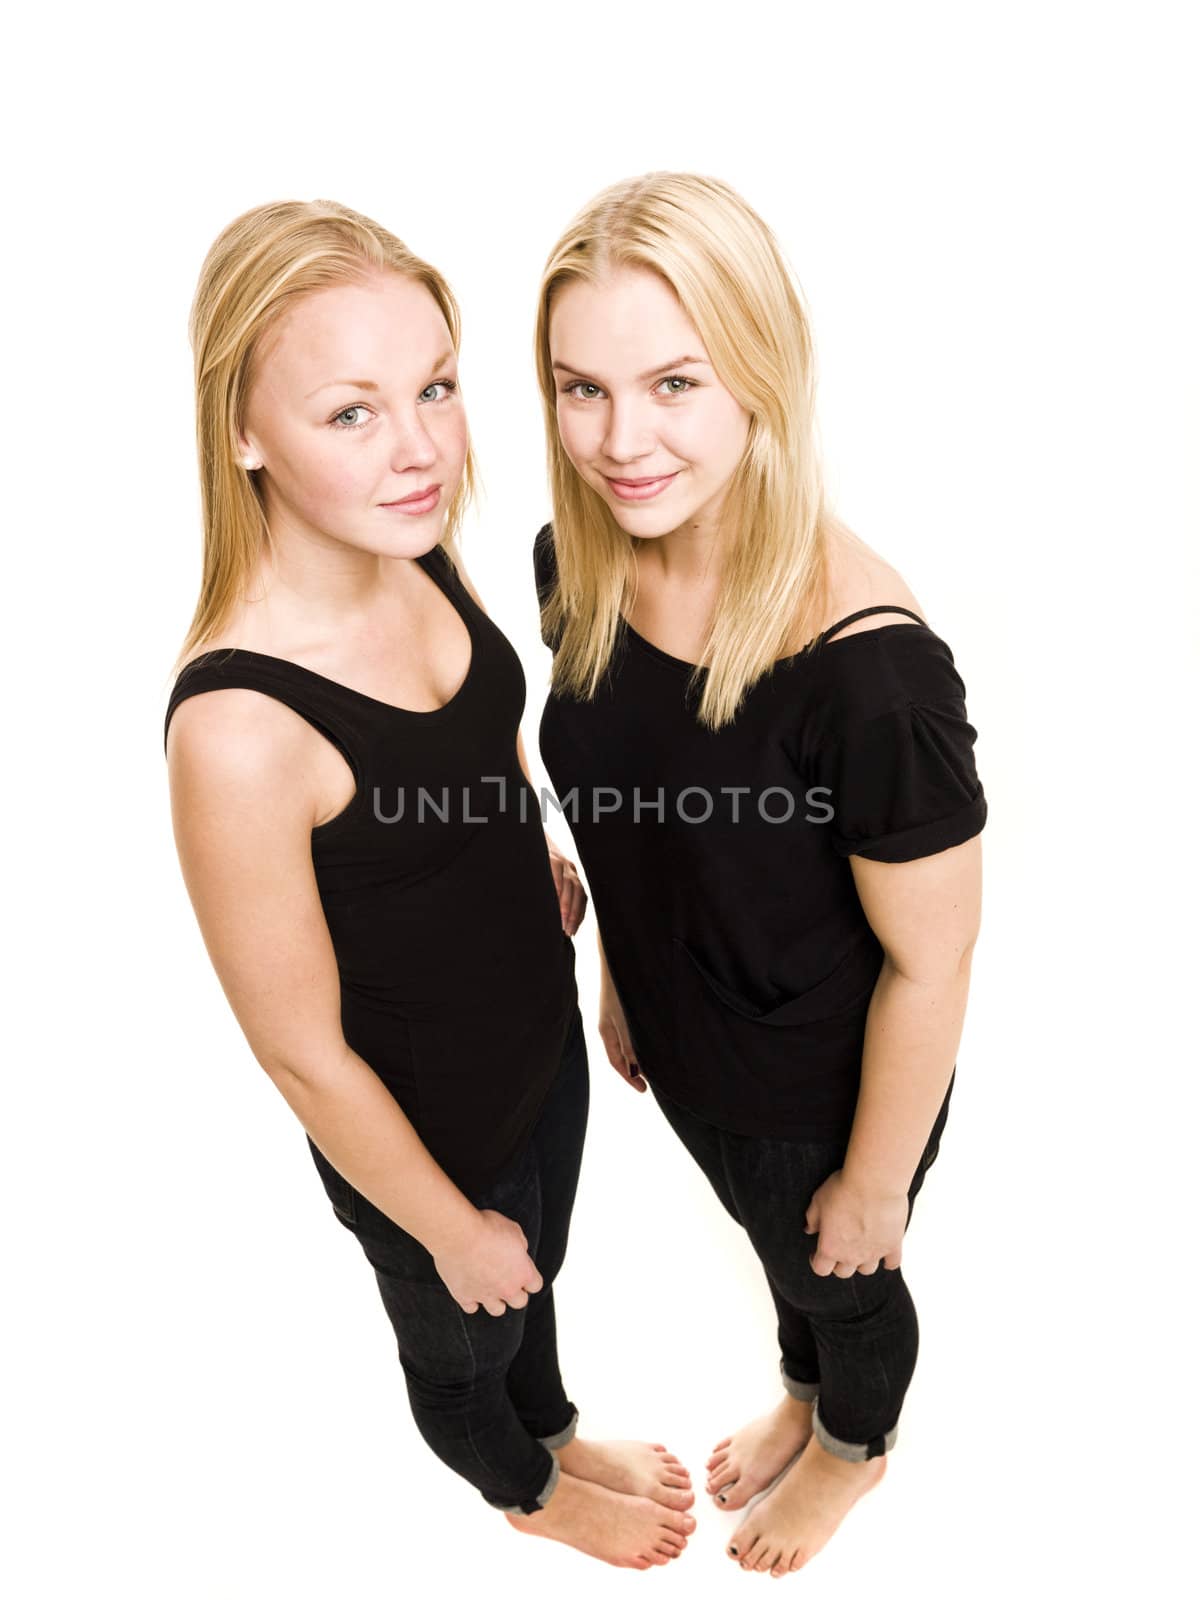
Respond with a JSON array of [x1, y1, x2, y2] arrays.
[[533, 522, 986, 1139], [164, 542, 578, 1196]]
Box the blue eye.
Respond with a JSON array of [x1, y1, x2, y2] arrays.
[[331, 405, 371, 429], [420, 380, 459, 403]]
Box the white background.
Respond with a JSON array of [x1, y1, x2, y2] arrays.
[[4, 2, 1196, 1595]]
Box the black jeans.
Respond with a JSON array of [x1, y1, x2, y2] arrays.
[[306, 1003, 590, 1513], [647, 1068, 954, 1461]]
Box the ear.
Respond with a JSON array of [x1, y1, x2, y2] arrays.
[[234, 428, 262, 472]]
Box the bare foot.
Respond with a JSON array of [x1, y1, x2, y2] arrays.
[[505, 1471, 697, 1569], [557, 1436, 695, 1510], [706, 1395, 814, 1509], [726, 1433, 886, 1576]]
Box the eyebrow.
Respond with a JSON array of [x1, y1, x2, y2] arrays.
[[306, 349, 456, 400], [551, 354, 709, 383]]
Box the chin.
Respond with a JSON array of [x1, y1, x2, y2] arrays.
[[610, 501, 692, 538]]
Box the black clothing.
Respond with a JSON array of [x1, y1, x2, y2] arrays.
[[648, 1070, 949, 1455], [164, 541, 578, 1193], [533, 522, 986, 1141], [308, 1002, 589, 1512]]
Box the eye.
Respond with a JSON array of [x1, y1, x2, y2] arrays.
[[562, 380, 605, 401], [420, 379, 459, 403], [654, 375, 696, 396], [330, 405, 372, 429]]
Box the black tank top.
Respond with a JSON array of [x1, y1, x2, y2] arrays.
[[164, 542, 578, 1195], [533, 523, 985, 1141]]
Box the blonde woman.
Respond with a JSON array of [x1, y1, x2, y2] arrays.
[[531, 173, 986, 1577], [163, 199, 695, 1568]]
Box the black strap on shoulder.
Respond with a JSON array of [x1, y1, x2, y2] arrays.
[[820, 605, 927, 645]]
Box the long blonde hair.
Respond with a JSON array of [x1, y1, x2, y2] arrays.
[[534, 172, 846, 729], [172, 198, 479, 679]]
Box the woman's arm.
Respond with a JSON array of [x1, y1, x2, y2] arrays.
[[842, 834, 982, 1193], [804, 834, 982, 1277], [165, 691, 541, 1314], [516, 729, 586, 936], [596, 928, 645, 1092]]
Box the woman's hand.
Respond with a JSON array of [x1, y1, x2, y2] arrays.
[[545, 832, 587, 935], [432, 1209, 545, 1316], [599, 972, 646, 1094], [803, 1170, 909, 1277]]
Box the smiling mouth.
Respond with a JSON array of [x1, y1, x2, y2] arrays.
[[381, 484, 441, 508], [604, 472, 679, 500]]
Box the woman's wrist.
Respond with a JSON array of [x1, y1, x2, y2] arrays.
[[419, 1189, 484, 1259]]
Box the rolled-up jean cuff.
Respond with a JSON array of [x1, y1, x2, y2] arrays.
[[538, 1405, 580, 1451], [811, 1396, 897, 1461], [494, 1449, 560, 1516], [779, 1358, 819, 1403]]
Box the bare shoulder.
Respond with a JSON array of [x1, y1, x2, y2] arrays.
[[818, 525, 928, 640], [166, 685, 319, 831]]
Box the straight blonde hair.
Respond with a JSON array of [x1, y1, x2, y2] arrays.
[[172, 198, 479, 679], [534, 172, 846, 729]]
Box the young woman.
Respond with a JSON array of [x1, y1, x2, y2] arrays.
[[162, 199, 695, 1569], [531, 173, 986, 1578]]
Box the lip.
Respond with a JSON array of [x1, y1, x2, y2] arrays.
[[604, 472, 679, 502], [381, 484, 441, 513]]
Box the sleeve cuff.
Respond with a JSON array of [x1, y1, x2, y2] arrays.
[[834, 788, 988, 863]]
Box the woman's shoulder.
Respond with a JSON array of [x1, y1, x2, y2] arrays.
[[810, 526, 928, 643], [792, 527, 974, 722], [167, 607, 314, 760]]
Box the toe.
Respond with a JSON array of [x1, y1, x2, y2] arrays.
[[737, 1535, 762, 1568]]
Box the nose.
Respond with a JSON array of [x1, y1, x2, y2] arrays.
[[602, 396, 655, 467], [389, 409, 439, 473]]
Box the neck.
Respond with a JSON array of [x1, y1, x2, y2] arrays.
[[638, 519, 726, 586], [247, 506, 428, 633]]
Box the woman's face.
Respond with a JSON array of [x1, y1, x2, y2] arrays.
[[548, 265, 751, 541], [238, 270, 468, 559]]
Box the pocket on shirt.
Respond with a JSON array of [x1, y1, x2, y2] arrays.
[[669, 937, 882, 1129], [672, 938, 880, 1029]]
